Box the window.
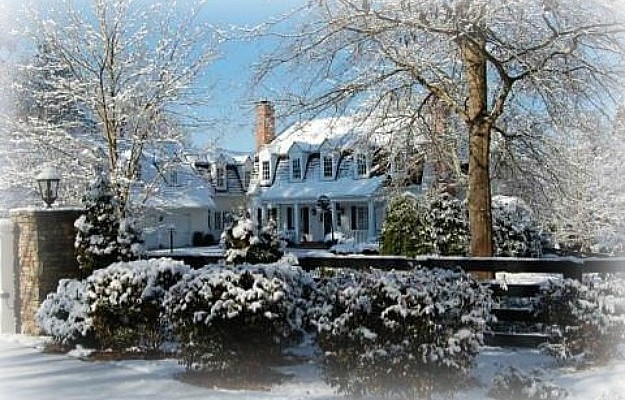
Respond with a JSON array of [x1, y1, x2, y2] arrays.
[[350, 206, 369, 230], [168, 170, 178, 187], [292, 158, 302, 180], [244, 169, 251, 188], [323, 155, 333, 179], [356, 153, 368, 177], [215, 211, 223, 230], [287, 207, 294, 229], [262, 161, 270, 181], [216, 166, 225, 188]]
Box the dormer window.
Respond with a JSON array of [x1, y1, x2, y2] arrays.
[[244, 169, 251, 189], [262, 160, 270, 181], [356, 153, 368, 177], [322, 155, 333, 179], [292, 157, 302, 180], [168, 169, 178, 187], [215, 165, 226, 189]]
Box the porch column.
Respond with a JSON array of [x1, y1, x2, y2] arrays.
[[367, 199, 375, 241], [261, 204, 267, 225], [294, 203, 300, 244]]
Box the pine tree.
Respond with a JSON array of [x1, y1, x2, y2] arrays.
[[74, 172, 142, 275]]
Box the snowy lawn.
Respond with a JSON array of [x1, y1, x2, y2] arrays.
[[1, 334, 624, 400]]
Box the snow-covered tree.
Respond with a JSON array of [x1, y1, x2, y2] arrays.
[[382, 191, 542, 257], [548, 112, 625, 254], [221, 214, 283, 265], [4, 0, 221, 213], [492, 195, 543, 258], [75, 172, 142, 275], [257, 0, 625, 256], [381, 190, 469, 257]]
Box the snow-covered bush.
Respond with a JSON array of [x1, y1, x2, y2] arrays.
[[381, 191, 469, 257], [381, 192, 543, 257], [380, 193, 423, 256], [36, 279, 95, 347], [492, 195, 543, 257], [164, 263, 310, 373], [74, 173, 143, 275], [488, 366, 568, 400], [310, 267, 493, 398], [221, 214, 283, 264], [536, 275, 625, 366], [85, 258, 190, 351]]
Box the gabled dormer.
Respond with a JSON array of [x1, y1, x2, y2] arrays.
[[257, 147, 278, 186], [287, 142, 307, 182], [353, 151, 371, 179], [240, 156, 253, 190], [212, 154, 228, 191], [318, 139, 339, 180]]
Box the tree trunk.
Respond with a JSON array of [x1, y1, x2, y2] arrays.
[[468, 121, 493, 257], [460, 33, 494, 260]]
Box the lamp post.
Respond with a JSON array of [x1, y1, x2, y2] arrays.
[[35, 166, 61, 208]]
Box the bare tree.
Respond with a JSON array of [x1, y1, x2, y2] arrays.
[[256, 0, 625, 256], [3, 0, 220, 214]]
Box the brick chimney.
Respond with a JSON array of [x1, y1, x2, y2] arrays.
[[255, 100, 275, 151]]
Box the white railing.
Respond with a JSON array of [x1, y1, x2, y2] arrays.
[[350, 230, 369, 244]]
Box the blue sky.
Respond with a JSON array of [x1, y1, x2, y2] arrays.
[[193, 0, 305, 153], [0, 0, 305, 153]]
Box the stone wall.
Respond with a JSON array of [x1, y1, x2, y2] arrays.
[[10, 208, 82, 334]]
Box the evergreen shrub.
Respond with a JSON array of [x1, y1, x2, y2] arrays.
[[74, 172, 143, 275], [84, 258, 190, 351], [536, 275, 625, 366], [381, 192, 543, 257], [221, 215, 283, 264], [492, 195, 542, 257], [381, 191, 468, 256], [36, 278, 95, 347], [164, 263, 310, 374], [488, 366, 568, 400], [309, 267, 493, 399]]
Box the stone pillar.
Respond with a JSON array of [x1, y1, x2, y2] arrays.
[[10, 208, 82, 334]]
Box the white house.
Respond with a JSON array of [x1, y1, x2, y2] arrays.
[[136, 145, 216, 250], [247, 101, 425, 245], [193, 148, 254, 238]]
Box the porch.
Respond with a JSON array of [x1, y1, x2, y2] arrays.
[[256, 198, 385, 245]]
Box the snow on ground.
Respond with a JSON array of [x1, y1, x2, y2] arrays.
[[1, 334, 624, 400]]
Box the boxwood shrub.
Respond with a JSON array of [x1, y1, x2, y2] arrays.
[[309, 267, 493, 399], [164, 263, 311, 374]]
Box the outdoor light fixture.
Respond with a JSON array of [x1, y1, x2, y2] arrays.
[[36, 166, 61, 208]]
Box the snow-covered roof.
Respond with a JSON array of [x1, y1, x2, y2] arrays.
[[200, 147, 252, 165], [266, 116, 391, 155], [141, 186, 215, 209], [259, 175, 385, 202]]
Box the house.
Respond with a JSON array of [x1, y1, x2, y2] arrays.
[[193, 148, 254, 239], [247, 101, 425, 245], [136, 145, 216, 250]]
